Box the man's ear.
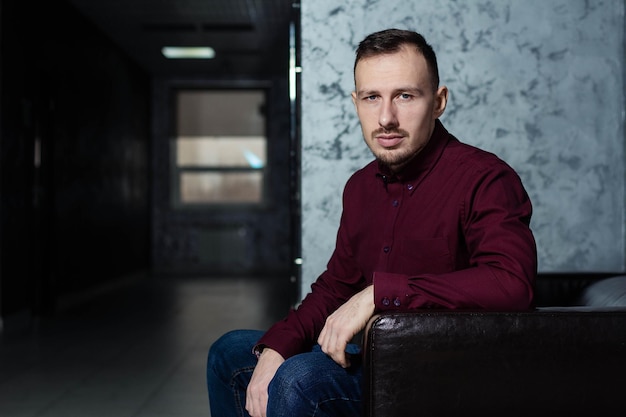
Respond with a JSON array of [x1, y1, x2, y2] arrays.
[[351, 91, 358, 109], [434, 85, 448, 118]]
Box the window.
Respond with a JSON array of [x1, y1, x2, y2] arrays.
[[173, 89, 267, 206]]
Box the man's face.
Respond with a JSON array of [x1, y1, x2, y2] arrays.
[[352, 44, 448, 172]]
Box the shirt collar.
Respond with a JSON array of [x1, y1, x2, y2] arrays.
[[376, 119, 451, 186]]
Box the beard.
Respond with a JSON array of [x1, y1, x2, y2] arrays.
[[371, 148, 417, 172], [367, 128, 417, 172]]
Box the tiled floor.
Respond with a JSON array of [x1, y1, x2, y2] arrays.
[[0, 275, 296, 417]]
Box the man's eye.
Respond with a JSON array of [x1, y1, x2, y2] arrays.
[[365, 95, 378, 101], [399, 93, 412, 100]]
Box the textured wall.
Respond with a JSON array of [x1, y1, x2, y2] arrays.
[[300, 0, 625, 296]]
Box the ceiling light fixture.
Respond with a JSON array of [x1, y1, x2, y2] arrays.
[[161, 46, 215, 59]]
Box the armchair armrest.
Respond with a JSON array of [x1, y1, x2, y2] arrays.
[[363, 309, 626, 417]]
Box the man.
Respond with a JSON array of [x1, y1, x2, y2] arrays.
[[207, 28, 537, 417]]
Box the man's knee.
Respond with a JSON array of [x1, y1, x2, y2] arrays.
[[207, 330, 235, 371], [268, 354, 318, 407], [267, 351, 362, 417], [207, 330, 262, 416], [207, 330, 257, 379]]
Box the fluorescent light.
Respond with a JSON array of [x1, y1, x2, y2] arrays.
[[161, 46, 215, 59]]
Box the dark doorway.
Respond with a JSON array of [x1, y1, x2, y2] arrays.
[[151, 79, 296, 279]]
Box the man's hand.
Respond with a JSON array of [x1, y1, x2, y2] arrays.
[[245, 348, 284, 417], [318, 285, 375, 368]]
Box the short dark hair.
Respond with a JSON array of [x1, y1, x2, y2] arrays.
[[354, 29, 440, 91]]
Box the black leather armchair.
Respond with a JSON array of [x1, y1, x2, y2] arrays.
[[362, 275, 626, 416]]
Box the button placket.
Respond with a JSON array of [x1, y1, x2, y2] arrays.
[[377, 180, 402, 271]]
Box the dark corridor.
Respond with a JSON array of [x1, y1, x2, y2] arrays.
[[1, 1, 300, 415], [0, 0, 300, 322]]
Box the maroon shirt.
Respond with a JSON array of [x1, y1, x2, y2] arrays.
[[259, 120, 537, 360]]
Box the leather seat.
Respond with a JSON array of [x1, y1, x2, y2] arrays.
[[362, 275, 626, 417]]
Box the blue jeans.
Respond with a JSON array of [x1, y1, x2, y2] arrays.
[[206, 330, 363, 417]]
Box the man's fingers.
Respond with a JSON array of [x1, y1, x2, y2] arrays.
[[318, 286, 375, 368], [319, 327, 351, 368], [245, 348, 283, 417], [331, 350, 350, 368], [245, 385, 267, 417], [324, 343, 351, 368]]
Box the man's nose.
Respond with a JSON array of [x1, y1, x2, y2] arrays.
[[378, 100, 399, 129]]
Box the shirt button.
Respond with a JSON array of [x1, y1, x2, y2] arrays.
[[393, 297, 401, 307], [407, 184, 414, 191], [392, 200, 399, 207], [383, 246, 390, 253], [382, 297, 390, 306]]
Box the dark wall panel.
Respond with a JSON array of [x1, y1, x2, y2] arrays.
[[1, 0, 150, 317]]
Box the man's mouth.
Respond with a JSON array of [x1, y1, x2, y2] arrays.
[[375, 134, 404, 148]]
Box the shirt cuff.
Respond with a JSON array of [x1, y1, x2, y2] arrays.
[[252, 344, 266, 359], [373, 271, 411, 311]]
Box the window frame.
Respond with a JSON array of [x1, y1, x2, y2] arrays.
[[169, 85, 271, 211]]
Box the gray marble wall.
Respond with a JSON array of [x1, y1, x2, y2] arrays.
[[299, 0, 625, 297]]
